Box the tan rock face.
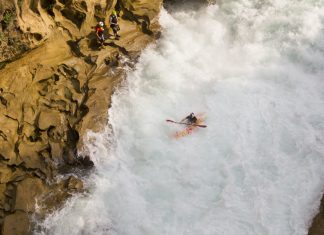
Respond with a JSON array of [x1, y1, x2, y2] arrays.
[[0, 0, 107, 63], [0, 184, 6, 209], [3, 211, 29, 235], [15, 177, 48, 212], [0, 0, 162, 233]]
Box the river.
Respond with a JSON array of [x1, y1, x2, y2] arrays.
[[37, 1, 324, 234]]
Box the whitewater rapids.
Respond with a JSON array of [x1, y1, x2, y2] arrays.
[[38, 1, 324, 235]]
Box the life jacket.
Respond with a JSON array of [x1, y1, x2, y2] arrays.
[[110, 15, 118, 24], [95, 25, 104, 34], [187, 114, 197, 123]]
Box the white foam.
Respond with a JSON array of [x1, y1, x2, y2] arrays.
[[37, 2, 324, 235]]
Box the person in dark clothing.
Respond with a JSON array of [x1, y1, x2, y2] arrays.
[[181, 113, 198, 125], [109, 10, 120, 39]]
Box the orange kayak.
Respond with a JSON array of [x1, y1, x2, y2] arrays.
[[173, 114, 206, 139]]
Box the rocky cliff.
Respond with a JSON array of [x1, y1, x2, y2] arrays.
[[0, 0, 162, 234]]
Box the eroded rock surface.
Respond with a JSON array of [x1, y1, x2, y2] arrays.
[[0, 0, 162, 233]]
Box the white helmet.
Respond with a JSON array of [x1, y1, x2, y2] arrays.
[[99, 21, 104, 26]]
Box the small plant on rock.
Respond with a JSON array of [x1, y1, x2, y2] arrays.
[[18, 0, 23, 7], [3, 10, 13, 26]]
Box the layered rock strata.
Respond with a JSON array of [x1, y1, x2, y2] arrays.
[[0, 0, 162, 234]]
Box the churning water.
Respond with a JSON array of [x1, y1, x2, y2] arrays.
[[38, 1, 324, 234]]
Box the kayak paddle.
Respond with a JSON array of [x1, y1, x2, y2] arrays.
[[166, 119, 207, 128]]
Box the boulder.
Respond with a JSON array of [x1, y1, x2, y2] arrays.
[[3, 211, 30, 235], [65, 175, 83, 191], [15, 177, 48, 212]]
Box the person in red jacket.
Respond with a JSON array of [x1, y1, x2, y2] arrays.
[[96, 21, 105, 45]]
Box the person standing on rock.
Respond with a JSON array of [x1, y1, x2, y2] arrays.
[[96, 21, 105, 45], [109, 10, 120, 39]]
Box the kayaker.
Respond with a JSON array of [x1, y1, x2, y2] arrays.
[[181, 113, 197, 124]]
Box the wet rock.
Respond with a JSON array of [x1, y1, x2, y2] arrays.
[[78, 155, 94, 168], [15, 177, 47, 212], [39, 186, 69, 216], [308, 195, 324, 235], [66, 125, 79, 147], [65, 175, 83, 191], [104, 52, 121, 67], [63, 147, 77, 165], [37, 175, 84, 216]]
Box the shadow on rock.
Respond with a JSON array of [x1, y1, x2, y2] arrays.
[[67, 39, 86, 57]]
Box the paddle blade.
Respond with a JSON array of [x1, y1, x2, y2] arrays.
[[197, 124, 207, 128]]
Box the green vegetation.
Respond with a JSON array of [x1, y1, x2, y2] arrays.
[[18, 0, 23, 7], [3, 11, 13, 26], [47, 3, 55, 11]]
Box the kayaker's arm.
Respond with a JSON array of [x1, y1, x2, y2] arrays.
[[180, 116, 188, 123]]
